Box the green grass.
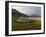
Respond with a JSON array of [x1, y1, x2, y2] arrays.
[[12, 17, 41, 31]]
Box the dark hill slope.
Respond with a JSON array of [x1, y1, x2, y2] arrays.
[[12, 9, 29, 17]]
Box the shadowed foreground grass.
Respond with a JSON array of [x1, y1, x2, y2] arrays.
[[12, 18, 41, 31]]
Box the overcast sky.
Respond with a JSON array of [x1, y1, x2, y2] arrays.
[[12, 6, 41, 16]]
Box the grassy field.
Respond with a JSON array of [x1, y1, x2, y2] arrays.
[[12, 17, 41, 31]]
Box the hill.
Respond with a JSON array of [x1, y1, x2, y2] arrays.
[[30, 14, 41, 17], [12, 9, 41, 18], [12, 9, 29, 17]]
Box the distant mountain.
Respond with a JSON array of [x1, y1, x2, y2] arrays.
[[30, 14, 41, 17], [12, 9, 29, 17]]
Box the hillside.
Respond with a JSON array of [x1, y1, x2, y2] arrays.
[[12, 9, 29, 17], [12, 9, 41, 18]]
